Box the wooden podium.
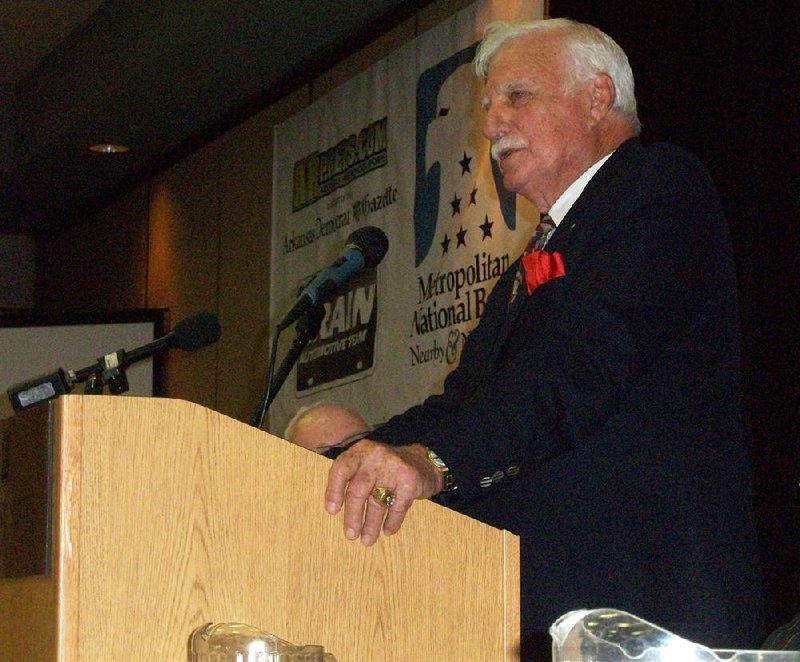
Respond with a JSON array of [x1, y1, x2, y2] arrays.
[[0, 395, 520, 660]]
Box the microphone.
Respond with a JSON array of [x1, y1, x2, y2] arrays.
[[277, 225, 388, 331], [7, 312, 221, 412], [107, 312, 221, 371]]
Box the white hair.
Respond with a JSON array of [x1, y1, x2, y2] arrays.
[[474, 18, 641, 134], [284, 401, 329, 440], [283, 400, 370, 440]]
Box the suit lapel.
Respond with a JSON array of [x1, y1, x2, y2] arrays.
[[486, 138, 645, 362]]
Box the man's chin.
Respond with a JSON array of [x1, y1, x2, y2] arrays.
[[501, 171, 523, 194]]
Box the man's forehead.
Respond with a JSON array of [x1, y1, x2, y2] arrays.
[[481, 52, 550, 108], [490, 30, 563, 72], [489, 40, 550, 78]]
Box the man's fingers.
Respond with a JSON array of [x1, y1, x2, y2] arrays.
[[341, 473, 375, 540], [325, 449, 363, 514], [359, 498, 390, 545], [381, 495, 412, 536]]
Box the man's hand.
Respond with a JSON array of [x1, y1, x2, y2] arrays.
[[325, 440, 443, 545]]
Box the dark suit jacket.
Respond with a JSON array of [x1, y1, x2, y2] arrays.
[[370, 138, 764, 649]]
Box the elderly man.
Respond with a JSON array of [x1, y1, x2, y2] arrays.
[[285, 402, 370, 454], [323, 18, 763, 654]]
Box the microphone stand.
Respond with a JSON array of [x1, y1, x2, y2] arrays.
[[80, 350, 131, 396], [251, 304, 325, 430], [83, 369, 105, 394]]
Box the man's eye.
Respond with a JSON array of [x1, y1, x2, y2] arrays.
[[509, 91, 531, 105]]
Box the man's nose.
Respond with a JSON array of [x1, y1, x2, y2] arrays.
[[481, 105, 507, 141]]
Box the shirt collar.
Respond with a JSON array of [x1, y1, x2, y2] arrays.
[[547, 151, 614, 227]]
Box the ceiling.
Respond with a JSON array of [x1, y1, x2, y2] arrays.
[[0, 0, 430, 235]]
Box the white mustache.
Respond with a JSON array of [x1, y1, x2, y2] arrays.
[[490, 136, 527, 162]]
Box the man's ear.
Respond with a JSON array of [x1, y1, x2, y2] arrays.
[[588, 73, 616, 125]]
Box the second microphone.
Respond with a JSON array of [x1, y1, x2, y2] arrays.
[[277, 225, 389, 331]]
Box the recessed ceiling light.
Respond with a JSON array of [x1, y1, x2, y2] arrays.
[[89, 142, 130, 154]]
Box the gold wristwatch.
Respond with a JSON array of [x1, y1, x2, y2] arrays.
[[425, 447, 457, 494]]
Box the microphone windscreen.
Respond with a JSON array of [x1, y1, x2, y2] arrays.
[[173, 313, 222, 351], [347, 226, 389, 268]]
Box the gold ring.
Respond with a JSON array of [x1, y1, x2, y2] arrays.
[[372, 487, 396, 508]]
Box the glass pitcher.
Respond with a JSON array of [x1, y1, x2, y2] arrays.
[[550, 609, 800, 662], [190, 622, 337, 661]]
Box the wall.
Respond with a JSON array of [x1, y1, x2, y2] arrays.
[[0, 235, 34, 308], [34, 0, 474, 423], [37, 187, 149, 311]]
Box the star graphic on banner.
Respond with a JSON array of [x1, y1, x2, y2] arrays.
[[469, 187, 478, 206], [480, 215, 494, 239], [459, 152, 472, 175], [440, 233, 451, 255], [450, 193, 461, 216], [456, 226, 467, 247]]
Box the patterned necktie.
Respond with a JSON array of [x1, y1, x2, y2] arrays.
[[509, 213, 556, 305]]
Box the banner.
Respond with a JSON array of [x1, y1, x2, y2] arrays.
[[270, 0, 544, 434]]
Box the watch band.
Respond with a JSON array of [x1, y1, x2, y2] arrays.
[[425, 447, 457, 494]]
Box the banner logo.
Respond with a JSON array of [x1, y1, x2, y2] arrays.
[[412, 45, 516, 267], [292, 117, 388, 212], [296, 270, 378, 392]]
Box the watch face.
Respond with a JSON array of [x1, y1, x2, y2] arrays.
[[427, 449, 446, 469], [427, 448, 457, 493]]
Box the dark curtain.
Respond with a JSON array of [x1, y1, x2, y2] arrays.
[[549, 0, 800, 637]]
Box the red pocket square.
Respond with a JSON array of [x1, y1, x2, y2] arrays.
[[521, 250, 565, 294]]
